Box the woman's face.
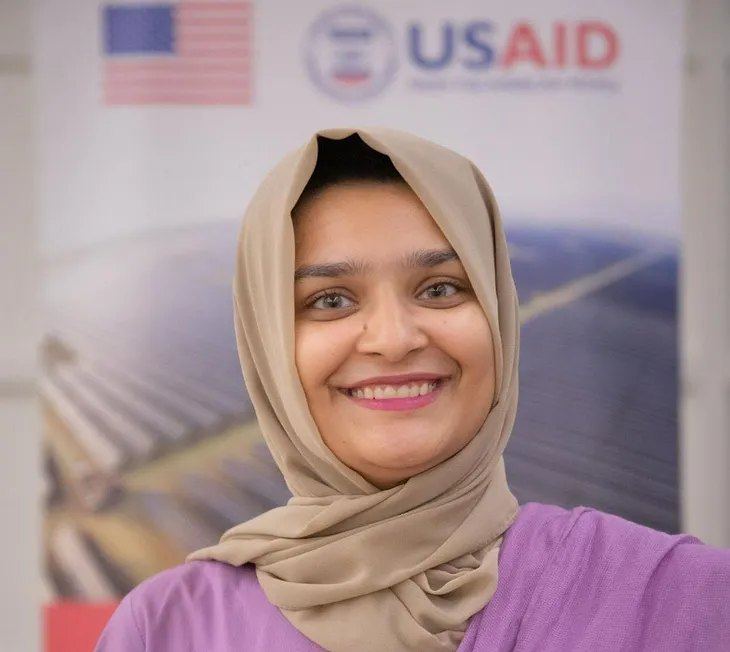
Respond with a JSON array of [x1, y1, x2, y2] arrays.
[[293, 182, 496, 489]]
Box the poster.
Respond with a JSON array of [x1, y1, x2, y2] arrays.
[[36, 1, 683, 649]]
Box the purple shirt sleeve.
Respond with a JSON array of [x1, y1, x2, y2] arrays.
[[548, 508, 730, 651], [94, 594, 145, 652], [466, 504, 730, 652]]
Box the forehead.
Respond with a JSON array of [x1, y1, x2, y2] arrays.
[[293, 183, 451, 262]]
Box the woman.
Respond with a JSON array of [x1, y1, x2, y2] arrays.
[[95, 128, 730, 652]]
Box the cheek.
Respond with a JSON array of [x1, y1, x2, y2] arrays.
[[294, 321, 354, 393], [438, 306, 495, 380]]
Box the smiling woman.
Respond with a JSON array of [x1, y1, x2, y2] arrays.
[[95, 128, 730, 652]]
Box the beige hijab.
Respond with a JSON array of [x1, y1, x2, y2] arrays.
[[188, 127, 520, 652]]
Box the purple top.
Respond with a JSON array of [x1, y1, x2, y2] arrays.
[[95, 503, 730, 651]]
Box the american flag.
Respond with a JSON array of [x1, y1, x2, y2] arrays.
[[102, 2, 253, 105]]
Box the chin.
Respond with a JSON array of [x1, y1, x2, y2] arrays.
[[358, 456, 444, 488], [356, 437, 450, 479]]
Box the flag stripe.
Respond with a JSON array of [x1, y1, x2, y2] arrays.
[[177, 47, 250, 57], [106, 61, 251, 74], [104, 92, 250, 105], [178, 10, 251, 21], [178, 2, 251, 13], [177, 22, 250, 32], [105, 76, 251, 86]]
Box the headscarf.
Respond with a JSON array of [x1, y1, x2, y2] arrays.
[[188, 127, 520, 652]]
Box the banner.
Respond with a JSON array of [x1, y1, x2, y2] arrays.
[[37, 1, 683, 649]]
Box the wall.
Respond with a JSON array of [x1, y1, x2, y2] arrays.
[[0, 0, 42, 650], [680, 0, 730, 548]]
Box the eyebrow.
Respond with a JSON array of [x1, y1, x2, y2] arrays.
[[294, 247, 459, 281]]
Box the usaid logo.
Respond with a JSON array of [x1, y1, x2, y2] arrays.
[[305, 6, 622, 101], [303, 5, 398, 102]]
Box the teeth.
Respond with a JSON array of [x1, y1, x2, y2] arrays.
[[350, 382, 439, 400]]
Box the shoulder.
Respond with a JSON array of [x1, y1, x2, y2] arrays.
[[509, 500, 725, 556], [502, 503, 730, 650], [539, 502, 726, 567], [512, 502, 730, 590], [559, 506, 730, 604], [132, 559, 259, 607], [95, 561, 262, 651], [497, 502, 588, 576], [128, 560, 262, 627]]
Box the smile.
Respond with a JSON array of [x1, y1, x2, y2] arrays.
[[341, 379, 447, 411]]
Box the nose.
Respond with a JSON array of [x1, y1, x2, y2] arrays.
[[355, 292, 428, 362]]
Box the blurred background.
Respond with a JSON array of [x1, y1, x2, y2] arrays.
[[0, 1, 728, 651]]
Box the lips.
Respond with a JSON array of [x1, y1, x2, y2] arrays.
[[340, 377, 448, 411], [340, 373, 449, 392], [338, 373, 450, 407], [347, 380, 442, 400]]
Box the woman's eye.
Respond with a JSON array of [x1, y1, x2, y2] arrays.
[[310, 293, 354, 310], [421, 282, 460, 299]]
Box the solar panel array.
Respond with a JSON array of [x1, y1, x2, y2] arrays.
[[42, 223, 679, 599]]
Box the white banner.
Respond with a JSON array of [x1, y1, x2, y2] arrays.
[[37, 0, 682, 256]]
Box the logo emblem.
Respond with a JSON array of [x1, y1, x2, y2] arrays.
[[304, 5, 398, 102]]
